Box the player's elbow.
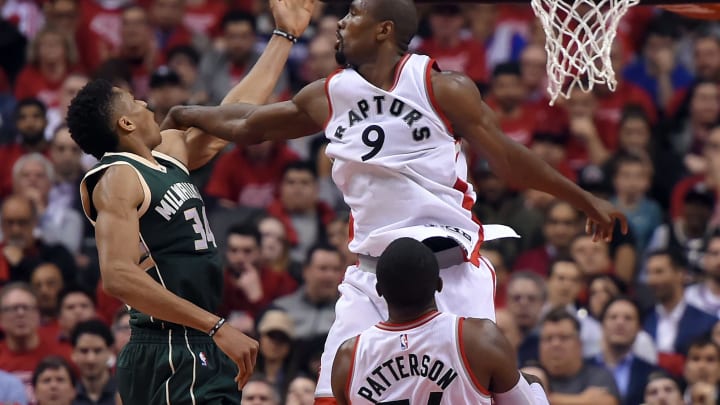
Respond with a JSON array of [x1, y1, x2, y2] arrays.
[[100, 262, 137, 300]]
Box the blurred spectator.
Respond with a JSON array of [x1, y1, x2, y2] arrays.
[[70, 320, 115, 405], [0, 10, 27, 90], [256, 310, 295, 392], [197, 10, 288, 105], [0, 283, 72, 401], [505, 271, 547, 365], [529, 133, 577, 182], [495, 308, 522, 356], [0, 194, 77, 285], [0, 98, 49, 199], [182, 0, 227, 38], [205, 142, 299, 210], [514, 200, 582, 276], [273, 244, 342, 341], [644, 250, 718, 373], [46, 74, 89, 139], [325, 215, 357, 270], [417, 5, 487, 85], [117, 5, 159, 99], [0, 369, 27, 405], [30, 262, 64, 326], [258, 216, 303, 283], [166, 45, 205, 104], [666, 80, 720, 169], [12, 153, 85, 254], [48, 126, 85, 218], [571, 234, 613, 277], [241, 377, 280, 405], [563, 86, 613, 171], [545, 258, 583, 311], [267, 161, 335, 262], [76, 0, 132, 71], [487, 62, 541, 146], [591, 297, 660, 405], [149, 0, 197, 59], [647, 186, 716, 274], [218, 223, 297, 320], [685, 232, 720, 318], [643, 371, 684, 405], [303, 34, 338, 84], [623, 17, 693, 109], [466, 5, 527, 72], [56, 286, 96, 346], [15, 27, 79, 109], [32, 356, 76, 405], [285, 375, 315, 405], [481, 247, 510, 309], [681, 337, 720, 403], [111, 307, 130, 357], [693, 31, 720, 83], [519, 44, 549, 104], [540, 307, 621, 405], [148, 66, 188, 124], [610, 152, 664, 254]]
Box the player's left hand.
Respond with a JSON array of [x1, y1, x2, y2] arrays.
[[270, 0, 316, 37], [583, 195, 628, 242]]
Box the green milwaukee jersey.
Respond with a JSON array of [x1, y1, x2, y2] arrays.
[[81, 151, 222, 330]]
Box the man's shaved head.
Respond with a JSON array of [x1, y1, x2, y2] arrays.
[[368, 0, 418, 52]]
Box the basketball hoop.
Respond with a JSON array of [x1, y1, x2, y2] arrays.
[[530, 0, 640, 105]]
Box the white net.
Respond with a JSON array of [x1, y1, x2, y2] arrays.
[[530, 0, 640, 105]]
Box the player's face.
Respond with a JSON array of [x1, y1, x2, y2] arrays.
[[336, 0, 382, 66], [644, 378, 683, 405], [34, 367, 76, 405], [112, 87, 163, 149], [72, 334, 112, 379]]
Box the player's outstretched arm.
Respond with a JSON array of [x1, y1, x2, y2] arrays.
[[331, 336, 358, 405], [431, 71, 628, 243], [92, 165, 258, 387], [461, 318, 549, 405], [165, 79, 327, 145], [157, 0, 316, 171]]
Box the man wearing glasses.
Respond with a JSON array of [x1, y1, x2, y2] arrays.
[[0, 282, 72, 401]]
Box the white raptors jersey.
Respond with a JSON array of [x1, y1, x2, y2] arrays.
[[346, 311, 492, 404], [324, 54, 482, 260]]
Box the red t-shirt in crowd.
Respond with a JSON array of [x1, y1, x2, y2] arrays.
[[513, 246, 552, 276], [13, 66, 72, 108], [183, 1, 228, 37], [77, 1, 123, 66], [418, 38, 488, 84], [596, 81, 658, 143], [205, 145, 299, 208], [218, 267, 297, 320]]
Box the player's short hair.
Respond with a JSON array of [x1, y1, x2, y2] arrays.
[[368, 0, 418, 53], [58, 285, 97, 309], [32, 356, 76, 387], [376, 238, 439, 309], [67, 79, 119, 159], [71, 319, 114, 348]]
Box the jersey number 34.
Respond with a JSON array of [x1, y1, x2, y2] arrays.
[[184, 206, 217, 250]]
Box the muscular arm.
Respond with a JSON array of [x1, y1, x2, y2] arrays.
[[433, 72, 594, 213], [155, 35, 298, 170], [331, 337, 358, 405], [92, 165, 222, 332], [168, 80, 327, 145]]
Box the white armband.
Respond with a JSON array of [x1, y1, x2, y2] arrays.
[[494, 374, 550, 405]]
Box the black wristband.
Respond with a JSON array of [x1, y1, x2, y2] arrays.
[[273, 29, 298, 44], [208, 317, 226, 337]]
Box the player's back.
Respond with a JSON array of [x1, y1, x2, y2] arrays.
[[347, 311, 492, 404], [324, 54, 482, 259], [80, 151, 222, 329]]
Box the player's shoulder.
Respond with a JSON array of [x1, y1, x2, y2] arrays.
[[459, 317, 508, 351], [429, 69, 477, 92], [90, 163, 144, 208]]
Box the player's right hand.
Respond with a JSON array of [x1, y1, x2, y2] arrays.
[[270, 0, 316, 37], [212, 323, 259, 389]]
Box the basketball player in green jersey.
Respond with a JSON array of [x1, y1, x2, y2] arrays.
[[66, 1, 315, 403]]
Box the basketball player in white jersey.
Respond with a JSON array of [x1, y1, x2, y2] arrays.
[[162, 0, 627, 402], [332, 237, 549, 405]]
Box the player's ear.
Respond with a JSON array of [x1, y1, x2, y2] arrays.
[[376, 21, 393, 42], [117, 116, 136, 133], [436, 278, 443, 293]]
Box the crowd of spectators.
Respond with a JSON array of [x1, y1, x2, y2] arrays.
[[1, 0, 720, 404]]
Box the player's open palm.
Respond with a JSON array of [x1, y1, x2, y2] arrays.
[[583, 195, 628, 242], [270, 0, 316, 37], [212, 324, 259, 389]]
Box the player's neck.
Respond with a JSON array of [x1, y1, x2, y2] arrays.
[[356, 52, 405, 92], [386, 305, 438, 325]]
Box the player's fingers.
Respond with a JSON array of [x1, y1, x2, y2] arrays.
[[585, 217, 592, 235]]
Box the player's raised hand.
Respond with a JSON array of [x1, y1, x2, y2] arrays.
[[583, 195, 628, 242], [270, 0, 316, 37], [211, 322, 259, 389]]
